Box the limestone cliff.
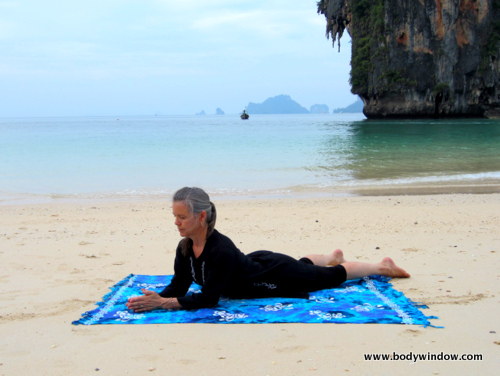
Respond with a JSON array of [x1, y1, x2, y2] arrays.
[[317, 0, 500, 118]]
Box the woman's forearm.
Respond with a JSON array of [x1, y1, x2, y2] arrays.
[[160, 297, 182, 310]]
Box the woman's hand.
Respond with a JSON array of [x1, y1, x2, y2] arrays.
[[126, 289, 179, 312]]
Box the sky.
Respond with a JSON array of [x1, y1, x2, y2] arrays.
[[0, 0, 356, 117]]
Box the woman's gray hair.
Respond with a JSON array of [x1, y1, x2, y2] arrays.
[[173, 187, 217, 254]]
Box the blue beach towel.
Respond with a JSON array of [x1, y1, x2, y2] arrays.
[[72, 274, 439, 326]]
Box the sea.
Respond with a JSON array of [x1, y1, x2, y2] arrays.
[[1, 113, 499, 204]]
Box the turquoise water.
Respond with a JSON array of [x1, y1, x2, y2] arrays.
[[1, 114, 499, 202]]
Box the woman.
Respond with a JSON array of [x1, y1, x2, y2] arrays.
[[126, 187, 410, 312]]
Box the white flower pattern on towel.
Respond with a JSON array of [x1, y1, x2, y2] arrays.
[[115, 310, 146, 322], [309, 310, 345, 320], [137, 283, 166, 290], [352, 303, 384, 312], [260, 303, 294, 312], [309, 295, 336, 304], [213, 310, 248, 322]]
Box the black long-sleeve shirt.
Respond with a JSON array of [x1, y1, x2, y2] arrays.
[[159, 230, 346, 309]]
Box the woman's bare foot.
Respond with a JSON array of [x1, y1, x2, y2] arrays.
[[327, 249, 346, 266], [380, 257, 411, 278]]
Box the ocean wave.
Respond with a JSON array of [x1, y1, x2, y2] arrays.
[[337, 171, 500, 187]]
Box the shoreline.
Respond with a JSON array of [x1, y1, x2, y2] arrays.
[[1, 179, 499, 206], [1, 192, 498, 375]]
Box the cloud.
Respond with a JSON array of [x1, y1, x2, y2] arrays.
[[191, 10, 257, 29], [191, 6, 321, 34], [0, 1, 17, 8]]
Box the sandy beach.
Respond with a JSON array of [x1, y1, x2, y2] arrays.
[[1, 193, 498, 375]]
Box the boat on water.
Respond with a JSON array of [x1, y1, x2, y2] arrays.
[[240, 110, 249, 120]]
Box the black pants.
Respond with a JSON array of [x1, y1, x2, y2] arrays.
[[227, 251, 347, 299]]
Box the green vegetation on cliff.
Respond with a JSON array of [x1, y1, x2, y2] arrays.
[[481, 0, 500, 70], [350, 0, 384, 93], [350, 0, 416, 96]]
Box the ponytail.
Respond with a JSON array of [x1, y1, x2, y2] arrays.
[[206, 201, 217, 238]]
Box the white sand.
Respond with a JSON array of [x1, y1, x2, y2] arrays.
[[1, 193, 499, 375]]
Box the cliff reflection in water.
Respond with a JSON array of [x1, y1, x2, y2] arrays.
[[318, 119, 500, 183]]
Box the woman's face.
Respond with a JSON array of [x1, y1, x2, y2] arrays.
[[172, 201, 203, 238]]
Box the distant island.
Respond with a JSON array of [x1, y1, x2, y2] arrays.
[[310, 104, 329, 114], [244, 94, 363, 115], [332, 98, 363, 113], [193, 97, 363, 116], [246, 95, 309, 114]]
